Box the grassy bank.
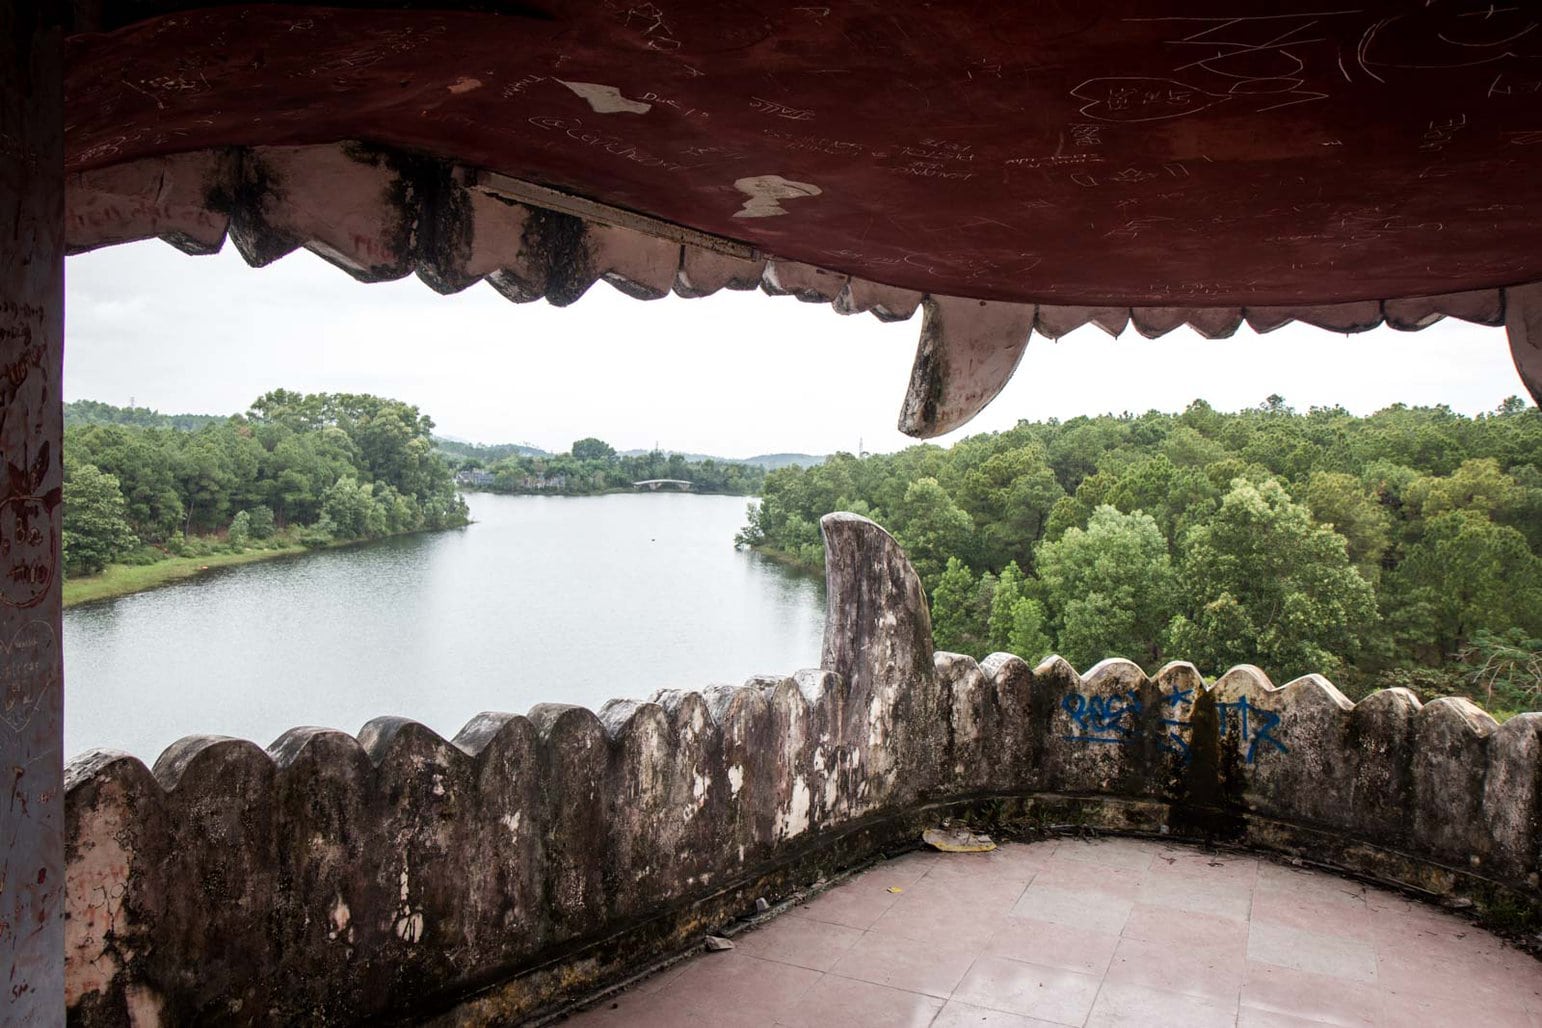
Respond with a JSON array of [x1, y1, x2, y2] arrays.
[[63, 544, 308, 607], [747, 544, 822, 576]]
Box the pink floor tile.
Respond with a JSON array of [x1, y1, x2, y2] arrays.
[[1248, 920, 1379, 983], [952, 955, 1103, 1024], [732, 913, 865, 971], [1122, 903, 1251, 949], [1053, 837, 1157, 872], [1136, 872, 1254, 922], [828, 928, 981, 997], [1379, 988, 1534, 1027], [1103, 933, 1246, 1001], [558, 838, 1541, 1028], [931, 998, 1068, 1027], [1009, 883, 1134, 936], [985, 917, 1122, 977], [1242, 960, 1381, 1026], [1085, 979, 1239, 1028], [1147, 846, 1259, 886], [660, 951, 821, 1026], [790, 874, 903, 930], [776, 973, 944, 1028], [1030, 858, 1145, 901]]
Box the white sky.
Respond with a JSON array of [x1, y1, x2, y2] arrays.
[[63, 241, 1528, 457]]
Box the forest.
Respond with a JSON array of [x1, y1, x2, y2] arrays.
[[62, 391, 469, 577], [739, 397, 1542, 716], [459, 437, 767, 495]]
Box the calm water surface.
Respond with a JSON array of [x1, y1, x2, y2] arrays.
[[63, 493, 826, 761]]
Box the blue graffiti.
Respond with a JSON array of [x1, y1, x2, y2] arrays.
[[1061, 687, 1287, 765], [1215, 695, 1288, 764]]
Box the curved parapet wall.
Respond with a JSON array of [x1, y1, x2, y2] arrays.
[[64, 515, 1540, 1025]]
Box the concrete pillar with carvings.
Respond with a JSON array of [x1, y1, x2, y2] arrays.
[[1, 2, 66, 1021]]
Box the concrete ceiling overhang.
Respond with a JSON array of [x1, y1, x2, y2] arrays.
[[61, 1, 1542, 431]]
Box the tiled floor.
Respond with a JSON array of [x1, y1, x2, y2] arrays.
[[562, 837, 1542, 1027]]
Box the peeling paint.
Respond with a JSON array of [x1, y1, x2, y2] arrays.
[[557, 80, 651, 115], [732, 175, 821, 218]]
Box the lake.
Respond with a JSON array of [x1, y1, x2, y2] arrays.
[[62, 492, 827, 763]]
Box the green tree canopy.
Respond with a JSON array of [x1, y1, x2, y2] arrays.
[[1168, 479, 1376, 681], [572, 437, 617, 461], [62, 455, 139, 575], [892, 477, 974, 587], [1037, 505, 1175, 669]]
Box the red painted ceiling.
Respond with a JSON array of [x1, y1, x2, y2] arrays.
[[65, 2, 1542, 306]]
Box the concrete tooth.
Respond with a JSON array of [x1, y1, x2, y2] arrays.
[[1413, 698, 1498, 866], [485, 206, 597, 307], [590, 223, 681, 301], [415, 167, 527, 295], [1385, 289, 1505, 331], [150, 734, 270, 791], [675, 245, 766, 297], [1186, 308, 1244, 339], [265, 726, 367, 769], [761, 258, 848, 303], [1035, 305, 1129, 339], [899, 294, 1036, 438], [1503, 283, 1542, 405], [450, 711, 533, 759], [1131, 307, 1243, 339], [65, 149, 237, 256], [1244, 301, 1383, 334], [1130, 307, 1187, 339], [1483, 712, 1542, 880], [1347, 688, 1422, 846], [833, 277, 924, 322], [819, 512, 940, 811], [232, 144, 418, 281]]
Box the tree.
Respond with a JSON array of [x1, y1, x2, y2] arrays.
[[987, 561, 1026, 652], [956, 446, 1065, 570], [892, 477, 974, 586], [1037, 506, 1175, 670], [572, 437, 617, 461], [1300, 471, 1391, 580], [227, 509, 252, 549], [62, 456, 139, 576], [1006, 598, 1053, 666], [245, 505, 276, 539], [1387, 511, 1542, 659], [1168, 479, 1376, 681], [930, 557, 980, 654]]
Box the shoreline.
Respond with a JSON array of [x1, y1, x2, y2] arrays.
[[747, 544, 822, 576], [62, 526, 468, 609]]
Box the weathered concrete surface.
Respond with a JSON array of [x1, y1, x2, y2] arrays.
[[898, 295, 1036, 438], [1506, 281, 1542, 405], [63, 514, 1542, 1025], [1, 3, 66, 1021], [65, 142, 1536, 440]]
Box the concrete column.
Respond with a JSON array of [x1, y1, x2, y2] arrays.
[[1, 2, 66, 1021]]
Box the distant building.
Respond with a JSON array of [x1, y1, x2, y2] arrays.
[[454, 469, 494, 488]]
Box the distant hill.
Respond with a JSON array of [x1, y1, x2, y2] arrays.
[[434, 438, 549, 463], [741, 453, 827, 470], [64, 399, 224, 432], [618, 449, 825, 469]]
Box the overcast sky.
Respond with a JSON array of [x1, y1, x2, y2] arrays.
[[63, 241, 1528, 457]]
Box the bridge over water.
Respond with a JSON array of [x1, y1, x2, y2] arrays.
[[633, 479, 694, 491]]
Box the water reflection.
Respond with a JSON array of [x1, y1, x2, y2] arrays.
[[64, 493, 826, 761]]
